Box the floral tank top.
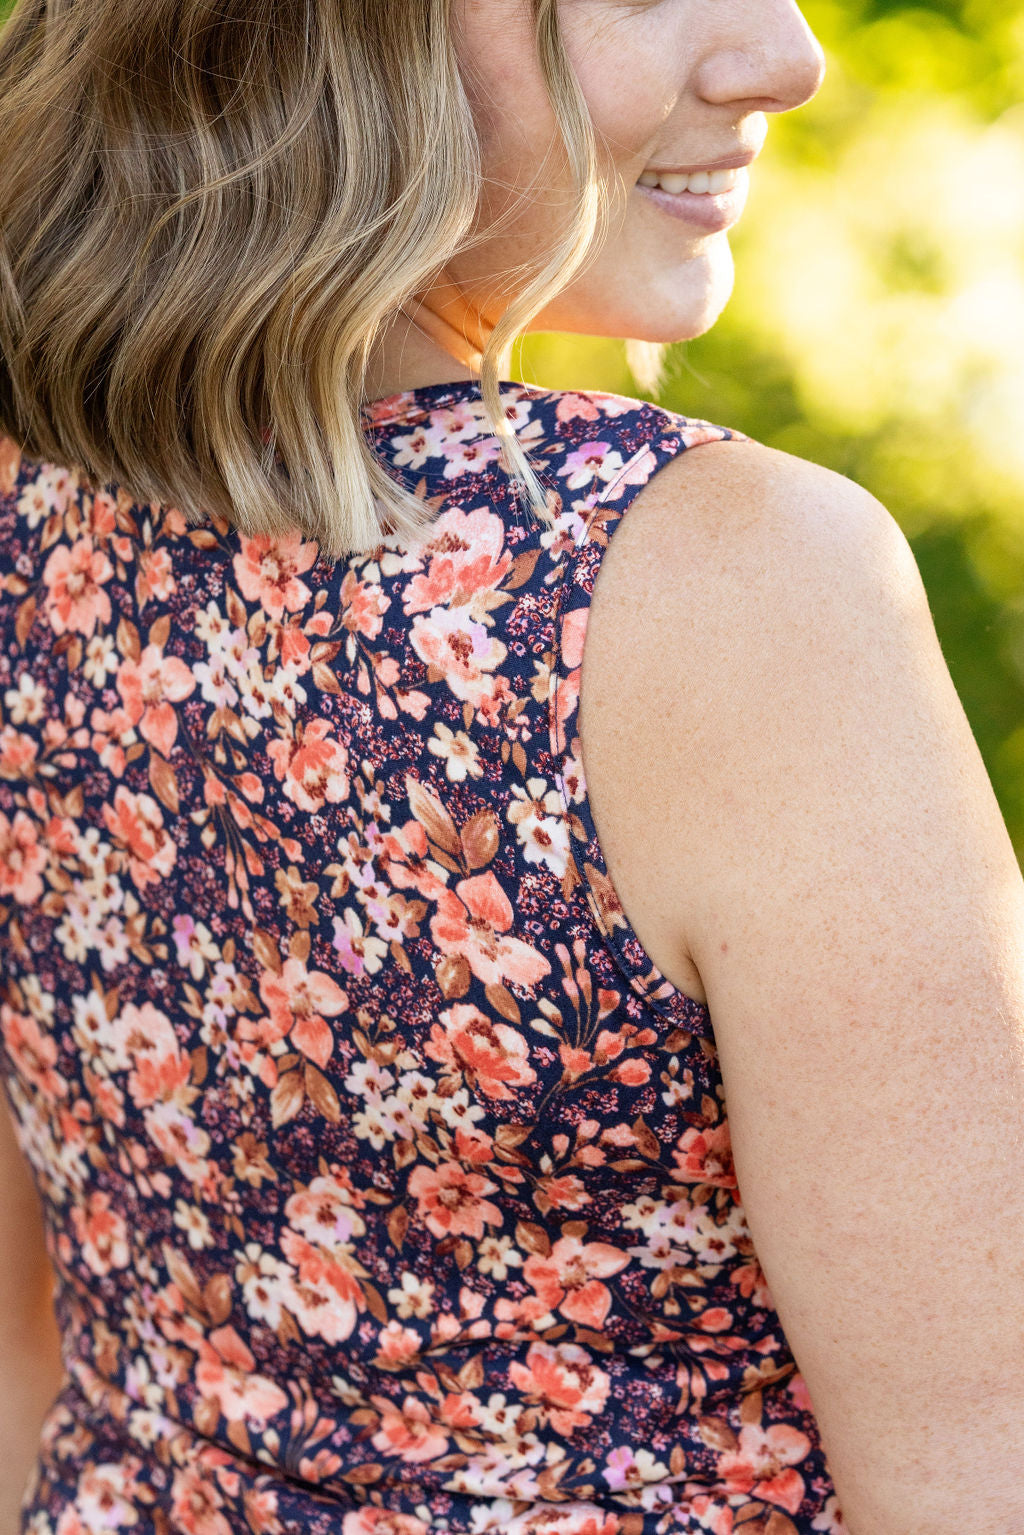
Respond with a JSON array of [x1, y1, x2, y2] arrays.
[[0, 380, 844, 1535]]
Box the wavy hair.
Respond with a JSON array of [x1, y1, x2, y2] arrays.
[[0, 0, 660, 559]]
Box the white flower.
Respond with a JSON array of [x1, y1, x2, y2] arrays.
[[172, 1198, 213, 1251], [427, 723, 483, 782], [4, 671, 45, 725], [475, 1235, 522, 1281], [387, 1270, 435, 1319]]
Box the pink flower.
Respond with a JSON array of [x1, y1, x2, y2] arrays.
[[71, 1191, 130, 1276], [370, 1393, 450, 1464], [408, 606, 507, 709], [195, 1325, 289, 1425], [520, 1235, 630, 1328], [1, 1005, 67, 1100], [556, 441, 624, 491], [340, 569, 390, 639], [407, 1160, 502, 1239], [342, 1512, 429, 1535], [507, 1340, 610, 1436], [258, 956, 348, 1068], [0, 808, 47, 904], [431, 870, 550, 989], [425, 1002, 537, 1099], [672, 1122, 737, 1188], [42, 537, 113, 637], [266, 718, 349, 812], [116, 643, 195, 757], [102, 786, 177, 888], [718, 1421, 812, 1513], [232, 531, 318, 619], [402, 505, 512, 615]]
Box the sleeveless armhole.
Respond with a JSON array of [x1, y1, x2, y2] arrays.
[[548, 409, 751, 1039]]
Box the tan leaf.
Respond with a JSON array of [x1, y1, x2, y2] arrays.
[[698, 1415, 739, 1453], [505, 547, 541, 591], [765, 1515, 799, 1535], [311, 661, 342, 694], [14, 595, 37, 649], [190, 1046, 208, 1086], [454, 1239, 473, 1269], [341, 1463, 383, 1485], [276, 1307, 302, 1347], [193, 1395, 221, 1438], [226, 1417, 252, 1457], [203, 1273, 233, 1326], [117, 615, 141, 663], [460, 809, 500, 871], [739, 1388, 763, 1427], [435, 954, 470, 999], [225, 587, 247, 630], [270, 1071, 305, 1128], [664, 1028, 693, 1053], [0, 435, 21, 494], [405, 774, 461, 856], [511, 740, 528, 776], [462, 700, 475, 731], [387, 1204, 408, 1251], [457, 1353, 484, 1390], [148, 752, 180, 815], [631, 1115, 660, 1161], [573, 1326, 614, 1353], [252, 926, 283, 974], [389, 939, 412, 974], [162, 1244, 203, 1311], [361, 1280, 388, 1324], [494, 1124, 531, 1149], [304, 1062, 341, 1124], [515, 1219, 551, 1258], [148, 613, 171, 649], [289, 929, 311, 962], [484, 981, 520, 1024], [560, 1220, 589, 1239]]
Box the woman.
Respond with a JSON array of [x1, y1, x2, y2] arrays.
[[1, 0, 1022, 1531]]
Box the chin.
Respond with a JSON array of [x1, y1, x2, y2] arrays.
[[586, 245, 736, 345]]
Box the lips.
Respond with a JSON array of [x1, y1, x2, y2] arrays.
[[635, 166, 750, 233]]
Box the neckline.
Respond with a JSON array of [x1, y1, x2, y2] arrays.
[[359, 375, 531, 429]]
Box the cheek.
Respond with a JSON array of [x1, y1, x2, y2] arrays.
[[454, 1, 556, 184]]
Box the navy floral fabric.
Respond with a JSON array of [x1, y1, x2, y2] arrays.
[[0, 380, 844, 1534]]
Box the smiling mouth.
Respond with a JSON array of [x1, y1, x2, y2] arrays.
[[637, 167, 741, 196]]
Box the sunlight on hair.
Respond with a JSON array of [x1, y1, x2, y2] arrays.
[[0, 0, 623, 560]]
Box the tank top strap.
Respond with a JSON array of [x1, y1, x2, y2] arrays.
[[537, 394, 752, 1032]]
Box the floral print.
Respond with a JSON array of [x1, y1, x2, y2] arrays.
[[0, 380, 843, 1534]]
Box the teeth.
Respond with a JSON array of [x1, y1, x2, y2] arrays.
[[638, 166, 740, 196]]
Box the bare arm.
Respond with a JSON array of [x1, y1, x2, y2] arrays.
[[0, 1089, 64, 1530], [592, 440, 1024, 1532]]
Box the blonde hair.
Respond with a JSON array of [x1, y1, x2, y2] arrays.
[[0, 0, 655, 561]]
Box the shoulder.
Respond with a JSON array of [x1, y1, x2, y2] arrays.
[[605, 428, 917, 604], [583, 430, 930, 740]]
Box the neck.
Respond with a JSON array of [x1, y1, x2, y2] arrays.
[[401, 281, 493, 373]]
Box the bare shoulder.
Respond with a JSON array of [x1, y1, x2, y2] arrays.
[[581, 435, 1024, 1525], [597, 433, 919, 619]]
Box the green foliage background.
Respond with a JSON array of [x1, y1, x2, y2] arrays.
[[2, 0, 1021, 858]]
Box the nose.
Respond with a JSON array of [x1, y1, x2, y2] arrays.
[[694, 0, 826, 115]]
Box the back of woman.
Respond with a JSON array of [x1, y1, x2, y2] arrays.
[[2, 2, 1024, 1534]]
